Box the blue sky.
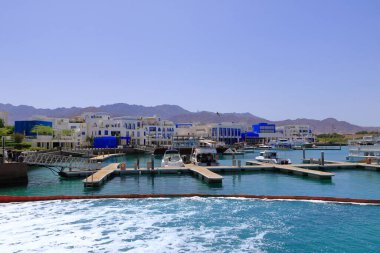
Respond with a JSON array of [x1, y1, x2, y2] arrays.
[[0, 0, 379, 126]]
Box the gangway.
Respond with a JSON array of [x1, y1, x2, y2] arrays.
[[22, 152, 101, 171]]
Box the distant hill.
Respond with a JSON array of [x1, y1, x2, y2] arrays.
[[0, 103, 190, 122], [0, 103, 378, 134], [274, 118, 380, 134], [168, 111, 268, 125]]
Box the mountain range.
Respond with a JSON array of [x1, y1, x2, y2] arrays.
[[0, 103, 378, 134]]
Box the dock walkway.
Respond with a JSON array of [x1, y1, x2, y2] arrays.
[[246, 161, 334, 179], [90, 154, 123, 162], [273, 164, 334, 179], [83, 163, 119, 187], [185, 164, 223, 183]]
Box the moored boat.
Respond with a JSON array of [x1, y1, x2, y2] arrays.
[[255, 150, 292, 164], [191, 140, 220, 166], [161, 149, 185, 168]]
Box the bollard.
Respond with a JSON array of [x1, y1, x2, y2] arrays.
[[303, 148, 306, 160], [151, 155, 155, 171], [321, 151, 325, 166], [137, 158, 140, 169]]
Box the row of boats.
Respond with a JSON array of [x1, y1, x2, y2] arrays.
[[161, 140, 291, 168]]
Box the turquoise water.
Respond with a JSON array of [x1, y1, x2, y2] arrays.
[[1, 147, 380, 252], [1, 147, 380, 200], [0, 198, 379, 252]]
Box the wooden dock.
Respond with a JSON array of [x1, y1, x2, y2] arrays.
[[272, 164, 334, 179], [185, 164, 223, 183], [246, 161, 334, 179], [79, 160, 380, 188], [83, 163, 119, 187], [90, 153, 124, 162]]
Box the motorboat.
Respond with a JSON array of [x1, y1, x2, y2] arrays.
[[255, 150, 292, 164], [223, 148, 244, 155], [191, 140, 220, 166], [161, 149, 185, 168], [243, 146, 256, 153], [346, 136, 380, 163], [257, 145, 272, 149]]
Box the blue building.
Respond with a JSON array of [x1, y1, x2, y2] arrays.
[[15, 120, 53, 137], [93, 136, 130, 148], [242, 123, 277, 145], [253, 123, 276, 134]]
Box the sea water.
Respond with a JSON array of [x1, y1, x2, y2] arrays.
[[1, 147, 380, 252], [0, 198, 379, 252]]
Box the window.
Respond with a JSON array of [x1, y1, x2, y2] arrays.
[[105, 130, 108, 135], [98, 130, 101, 135]]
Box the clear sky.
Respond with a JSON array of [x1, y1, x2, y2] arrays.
[[0, 0, 379, 126]]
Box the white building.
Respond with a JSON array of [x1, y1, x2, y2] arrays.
[[142, 116, 175, 147], [276, 125, 315, 143], [83, 113, 175, 147], [173, 122, 244, 145]]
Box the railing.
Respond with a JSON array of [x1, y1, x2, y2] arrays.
[[22, 153, 101, 170]]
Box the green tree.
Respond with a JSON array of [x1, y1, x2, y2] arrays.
[[14, 133, 24, 143], [86, 135, 94, 145], [31, 125, 53, 135], [60, 129, 74, 136], [0, 126, 13, 136], [0, 118, 4, 128]]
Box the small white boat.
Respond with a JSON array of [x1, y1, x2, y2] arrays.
[[223, 148, 244, 155], [191, 140, 220, 166], [255, 151, 292, 164], [243, 146, 256, 153], [161, 149, 185, 168], [257, 145, 272, 149]]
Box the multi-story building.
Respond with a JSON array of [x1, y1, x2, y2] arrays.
[[242, 123, 282, 145], [173, 122, 244, 145], [84, 113, 175, 147], [276, 125, 315, 143], [142, 116, 175, 146]]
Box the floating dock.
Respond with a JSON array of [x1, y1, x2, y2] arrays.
[[83, 163, 119, 187], [89, 153, 124, 162], [246, 161, 334, 179], [79, 160, 380, 188], [185, 164, 223, 183]]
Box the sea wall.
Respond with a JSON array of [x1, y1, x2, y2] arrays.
[[0, 163, 28, 187]]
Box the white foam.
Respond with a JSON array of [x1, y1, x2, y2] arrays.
[[0, 199, 281, 252]]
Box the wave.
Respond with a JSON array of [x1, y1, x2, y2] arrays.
[[1, 194, 380, 206]]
